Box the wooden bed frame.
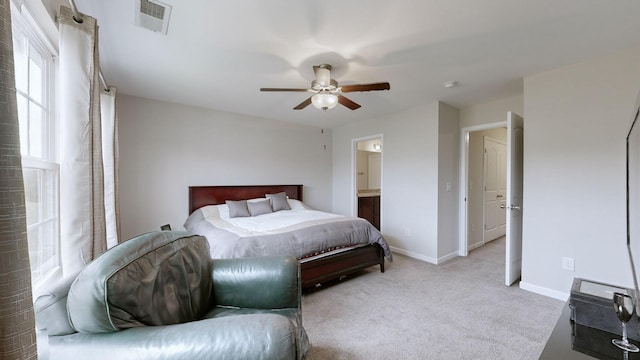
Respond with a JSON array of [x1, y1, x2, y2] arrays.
[[188, 185, 385, 288]]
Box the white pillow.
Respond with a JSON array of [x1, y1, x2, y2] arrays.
[[201, 205, 222, 219], [287, 199, 309, 211]]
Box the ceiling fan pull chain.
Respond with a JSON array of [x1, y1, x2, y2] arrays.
[[320, 112, 328, 151]]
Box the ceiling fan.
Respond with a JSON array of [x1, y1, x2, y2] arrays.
[[260, 64, 390, 111]]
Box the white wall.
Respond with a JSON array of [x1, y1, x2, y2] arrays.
[[437, 102, 460, 260], [117, 95, 332, 239], [332, 102, 460, 263], [460, 95, 523, 128], [521, 45, 640, 299]]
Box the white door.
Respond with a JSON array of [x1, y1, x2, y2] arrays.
[[483, 137, 507, 243], [505, 112, 524, 286]]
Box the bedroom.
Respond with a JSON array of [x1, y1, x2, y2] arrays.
[[91, 1, 640, 301], [52, 0, 640, 299], [3, 0, 640, 359], [119, 51, 640, 300]]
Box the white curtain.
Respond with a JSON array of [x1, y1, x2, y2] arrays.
[[101, 87, 120, 249], [59, 6, 119, 275]]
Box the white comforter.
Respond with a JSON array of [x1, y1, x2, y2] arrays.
[[199, 200, 342, 235], [184, 199, 392, 261]]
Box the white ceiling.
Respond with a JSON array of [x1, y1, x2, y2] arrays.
[[73, 0, 640, 128]]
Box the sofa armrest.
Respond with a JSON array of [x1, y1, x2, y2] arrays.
[[33, 269, 82, 336], [212, 256, 299, 309], [49, 314, 302, 360]]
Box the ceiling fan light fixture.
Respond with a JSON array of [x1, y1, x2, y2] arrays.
[[312, 92, 339, 111], [260, 64, 388, 111]]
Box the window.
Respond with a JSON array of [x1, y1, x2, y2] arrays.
[[11, 4, 60, 285]]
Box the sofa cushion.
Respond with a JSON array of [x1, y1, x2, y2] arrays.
[[67, 231, 212, 333], [48, 313, 304, 360]]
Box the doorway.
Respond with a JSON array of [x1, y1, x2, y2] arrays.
[[458, 113, 524, 286], [354, 136, 383, 230], [464, 128, 508, 251]]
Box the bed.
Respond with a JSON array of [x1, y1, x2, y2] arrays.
[[185, 185, 392, 288]]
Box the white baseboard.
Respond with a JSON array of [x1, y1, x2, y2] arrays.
[[389, 248, 570, 302], [437, 250, 458, 264], [390, 246, 437, 264], [520, 281, 569, 301], [389, 246, 458, 265]]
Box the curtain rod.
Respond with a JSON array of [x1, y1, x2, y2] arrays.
[[68, 0, 110, 92]]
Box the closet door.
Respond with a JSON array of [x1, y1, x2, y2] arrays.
[[483, 137, 507, 243]]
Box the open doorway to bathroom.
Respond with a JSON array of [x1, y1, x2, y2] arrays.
[[354, 137, 382, 230]]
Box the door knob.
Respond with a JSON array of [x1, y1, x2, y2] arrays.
[[500, 204, 521, 211], [496, 194, 503, 198]]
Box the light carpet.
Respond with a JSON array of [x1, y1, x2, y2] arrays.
[[301, 237, 565, 360]]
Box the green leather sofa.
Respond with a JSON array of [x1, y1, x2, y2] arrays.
[[34, 231, 310, 360]]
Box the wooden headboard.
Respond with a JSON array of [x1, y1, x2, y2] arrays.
[[188, 185, 303, 214]]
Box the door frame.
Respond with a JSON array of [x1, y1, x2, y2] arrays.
[[457, 121, 507, 256], [351, 134, 384, 221]]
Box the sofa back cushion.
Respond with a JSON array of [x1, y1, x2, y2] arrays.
[[67, 231, 212, 333]]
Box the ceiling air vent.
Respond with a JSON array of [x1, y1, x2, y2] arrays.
[[135, 0, 172, 35]]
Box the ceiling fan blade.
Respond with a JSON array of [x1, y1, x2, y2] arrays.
[[260, 88, 309, 92], [338, 95, 361, 110], [340, 82, 390, 93], [293, 97, 312, 110]]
